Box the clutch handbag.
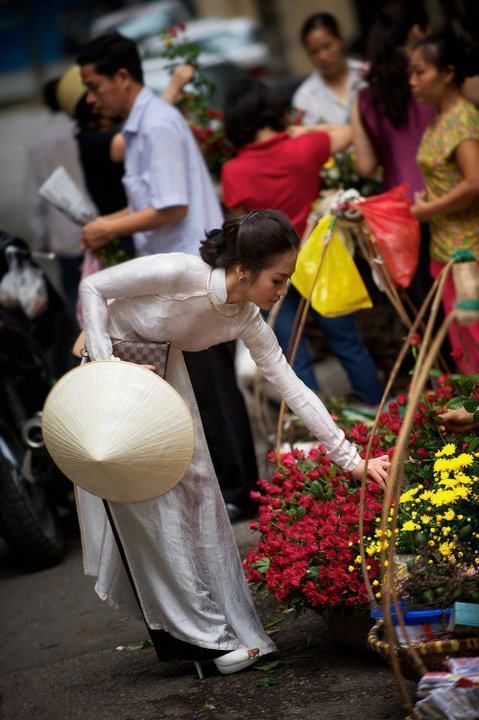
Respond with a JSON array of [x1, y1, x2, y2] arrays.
[[82, 338, 170, 379]]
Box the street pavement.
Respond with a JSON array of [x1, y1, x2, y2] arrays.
[[0, 518, 411, 720]]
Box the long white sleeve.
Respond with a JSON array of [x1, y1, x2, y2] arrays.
[[80, 253, 188, 361], [239, 308, 361, 471]]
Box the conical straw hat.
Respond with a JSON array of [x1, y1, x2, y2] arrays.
[[42, 362, 195, 503]]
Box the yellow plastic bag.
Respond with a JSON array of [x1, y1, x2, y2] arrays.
[[291, 214, 372, 317]]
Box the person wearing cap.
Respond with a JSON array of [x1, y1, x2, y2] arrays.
[[74, 33, 259, 521]]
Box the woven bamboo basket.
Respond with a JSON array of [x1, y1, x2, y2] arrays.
[[368, 620, 479, 681], [452, 257, 479, 324]]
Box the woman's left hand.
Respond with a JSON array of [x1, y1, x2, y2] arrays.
[[351, 455, 391, 490], [411, 190, 433, 222]]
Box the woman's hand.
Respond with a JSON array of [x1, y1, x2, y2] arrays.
[[435, 404, 479, 433], [351, 455, 391, 490], [411, 190, 434, 222], [161, 63, 195, 104]]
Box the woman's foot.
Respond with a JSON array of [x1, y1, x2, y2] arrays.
[[213, 647, 260, 675]]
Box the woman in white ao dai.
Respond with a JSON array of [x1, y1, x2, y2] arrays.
[[78, 210, 390, 671]]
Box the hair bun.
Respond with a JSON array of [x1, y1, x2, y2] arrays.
[[200, 228, 229, 267], [208, 228, 226, 247]]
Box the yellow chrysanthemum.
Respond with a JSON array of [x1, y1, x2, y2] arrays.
[[434, 453, 473, 473], [402, 520, 421, 532], [435, 444, 456, 457], [438, 541, 455, 558], [400, 487, 420, 503]]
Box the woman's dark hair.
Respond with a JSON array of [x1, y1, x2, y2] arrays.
[[223, 78, 287, 148], [200, 210, 300, 274], [300, 12, 342, 45], [366, 7, 429, 128], [42, 78, 60, 112], [75, 92, 99, 131], [414, 32, 479, 87], [77, 32, 144, 84]]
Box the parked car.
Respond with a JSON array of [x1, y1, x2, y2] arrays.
[[90, 1, 191, 41], [141, 16, 270, 75]]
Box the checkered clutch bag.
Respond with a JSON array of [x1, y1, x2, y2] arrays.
[[111, 339, 170, 378]]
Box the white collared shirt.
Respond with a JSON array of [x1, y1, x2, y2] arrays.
[[292, 58, 366, 125], [122, 87, 223, 256]]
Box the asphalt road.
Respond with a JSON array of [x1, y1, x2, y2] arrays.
[[0, 517, 412, 720]]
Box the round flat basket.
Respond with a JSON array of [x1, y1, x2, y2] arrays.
[[368, 620, 479, 681], [42, 361, 195, 503]]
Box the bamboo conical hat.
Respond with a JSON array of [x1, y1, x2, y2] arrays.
[[42, 361, 195, 503]]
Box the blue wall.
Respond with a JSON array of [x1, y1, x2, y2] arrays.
[[0, 0, 101, 73]]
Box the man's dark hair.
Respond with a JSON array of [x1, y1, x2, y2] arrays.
[[223, 78, 287, 149], [77, 32, 143, 84]]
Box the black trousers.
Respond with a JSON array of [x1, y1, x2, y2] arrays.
[[184, 342, 258, 512]]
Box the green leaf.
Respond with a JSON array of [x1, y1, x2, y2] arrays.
[[259, 676, 283, 687], [447, 398, 465, 410], [468, 435, 479, 451], [254, 558, 271, 574], [474, 410, 479, 424], [428, 368, 442, 378], [464, 399, 479, 413], [255, 661, 281, 672], [264, 618, 285, 629]]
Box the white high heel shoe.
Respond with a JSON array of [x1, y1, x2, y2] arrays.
[[193, 648, 260, 679]]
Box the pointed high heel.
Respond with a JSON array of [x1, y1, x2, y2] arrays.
[[213, 647, 260, 675], [194, 661, 205, 680]]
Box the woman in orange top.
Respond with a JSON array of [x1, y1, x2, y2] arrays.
[[410, 33, 479, 372]]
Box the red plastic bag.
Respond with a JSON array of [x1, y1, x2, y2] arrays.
[[358, 184, 420, 288]]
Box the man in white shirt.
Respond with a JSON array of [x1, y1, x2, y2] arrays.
[[78, 35, 222, 254]]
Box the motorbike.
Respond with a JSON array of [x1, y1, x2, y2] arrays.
[[0, 232, 75, 570]]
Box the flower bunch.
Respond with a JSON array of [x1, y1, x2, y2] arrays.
[[320, 152, 382, 198], [365, 442, 479, 568], [189, 108, 234, 179], [244, 447, 383, 612], [246, 373, 479, 613]]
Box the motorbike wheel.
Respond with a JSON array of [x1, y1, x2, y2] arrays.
[[0, 453, 64, 570]]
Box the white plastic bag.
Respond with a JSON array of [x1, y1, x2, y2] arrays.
[[0, 250, 48, 319]]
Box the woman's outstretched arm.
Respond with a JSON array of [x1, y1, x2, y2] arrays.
[[238, 309, 390, 486]]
